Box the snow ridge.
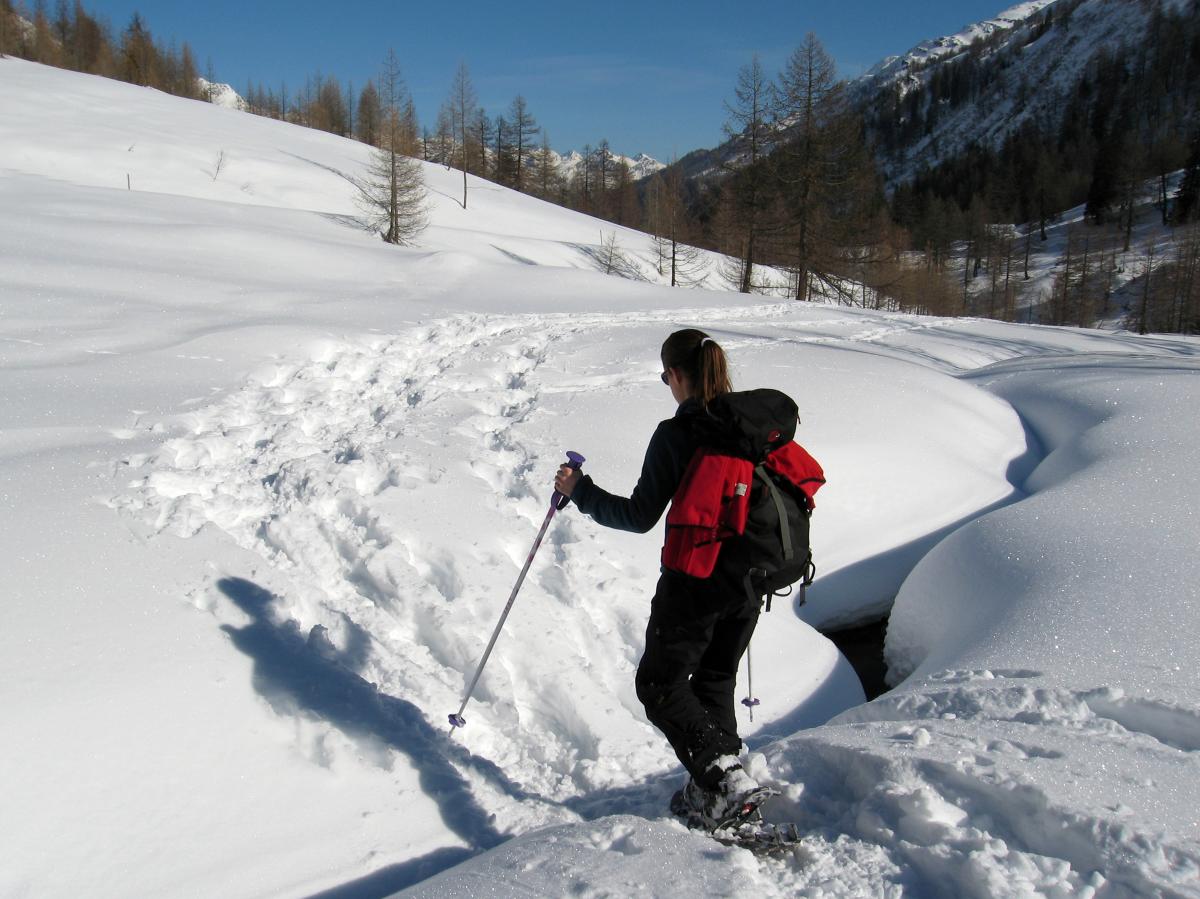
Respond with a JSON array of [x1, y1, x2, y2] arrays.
[[861, 0, 1058, 90]]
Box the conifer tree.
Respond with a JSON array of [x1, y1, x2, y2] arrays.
[[119, 13, 154, 86], [433, 102, 455, 166], [721, 54, 774, 293], [532, 131, 564, 202], [446, 62, 478, 208], [506, 95, 539, 193], [178, 42, 199, 99], [471, 108, 492, 179], [772, 33, 848, 300], [1174, 130, 1200, 225], [33, 0, 60, 66], [610, 158, 637, 227], [0, 0, 13, 57], [647, 163, 704, 287], [492, 116, 515, 186], [357, 50, 427, 246], [355, 80, 382, 147]]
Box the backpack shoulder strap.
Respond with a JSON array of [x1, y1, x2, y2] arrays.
[[754, 464, 794, 563]]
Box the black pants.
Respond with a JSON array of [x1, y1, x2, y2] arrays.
[[635, 570, 760, 790]]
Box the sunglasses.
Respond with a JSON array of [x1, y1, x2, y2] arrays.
[[660, 371, 669, 385]]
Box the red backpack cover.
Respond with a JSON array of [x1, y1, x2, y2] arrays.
[[662, 440, 825, 579]]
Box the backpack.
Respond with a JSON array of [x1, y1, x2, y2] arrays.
[[661, 389, 826, 607]]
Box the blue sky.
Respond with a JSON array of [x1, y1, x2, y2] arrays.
[[81, 0, 1017, 161]]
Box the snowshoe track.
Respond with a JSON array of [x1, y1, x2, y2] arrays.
[[112, 306, 778, 805]]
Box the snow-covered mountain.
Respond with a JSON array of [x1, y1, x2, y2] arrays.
[[664, 0, 1192, 192], [553, 147, 665, 181], [859, 0, 1058, 93], [2, 55, 1199, 899], [855, 0, 1194, 183]]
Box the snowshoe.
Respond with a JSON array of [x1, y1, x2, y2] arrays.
[[710, 820, 805, 856]]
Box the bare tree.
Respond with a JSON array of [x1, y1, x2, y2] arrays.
[[597, 230, 635, 277], [722, 55, 774, 293], [433, 101, 455, 167], [507, 95, 539, 192], [532, 131, 564, 202], [647, 163, 704, 287], [471, 107, 492, 179], [446, 62, 477, 208], [0, 0, 13, 58], [355, 80, 382, 146], [773, 33, 852, 301], [357, 51, 427, 246]]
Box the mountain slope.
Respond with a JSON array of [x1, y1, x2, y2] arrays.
[[656, 0, 1195, 196], [858, 0, 1196, 185]]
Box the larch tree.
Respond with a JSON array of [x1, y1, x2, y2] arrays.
[[119, 13, 155, 86], [447, 62, 478, 208], [357, 50, 427, 246], [507, 95, 539, 193], [471, 107, 492, 179], [773, 33, 846, 301], [33, 0, 60, 66], [533, 131, 564, 202], [433, 101, 455, 167], [492, 115, 515, 186], [647, 163, 703, 287], [0, 0, 13, 57], [721, 54, 774, 293], [594, 140, 615, 211], [355, 80, 382, 147]]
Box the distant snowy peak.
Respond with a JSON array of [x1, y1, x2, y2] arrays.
[[553, 148, 664, 181], [625, 153, 667, 180], [861, 0, 1057, 94], [197, 78, 245, 111]]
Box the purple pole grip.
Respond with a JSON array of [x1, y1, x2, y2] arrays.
[[553, 451, 586, 510]]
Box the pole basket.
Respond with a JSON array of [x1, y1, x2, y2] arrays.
[[448, 713, 466, 729]]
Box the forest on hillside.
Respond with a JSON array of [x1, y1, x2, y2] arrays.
[[2, 0, 1198, 333]]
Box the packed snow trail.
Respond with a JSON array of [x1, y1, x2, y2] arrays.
[[111, 304, 1024, 846], [114, 308, 858, 804]]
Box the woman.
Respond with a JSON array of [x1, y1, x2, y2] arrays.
[[553, 328, 766, 827]]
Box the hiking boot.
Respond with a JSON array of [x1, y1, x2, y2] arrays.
[[704, 755, 777, 829], [669, 777, 716, 826]]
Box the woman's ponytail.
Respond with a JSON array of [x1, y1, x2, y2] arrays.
[[661, 329, 732, 405]]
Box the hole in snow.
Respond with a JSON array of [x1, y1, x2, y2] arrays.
[[824, 616, 890, 700]]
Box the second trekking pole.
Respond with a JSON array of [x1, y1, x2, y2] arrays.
[[448, 450, 585, 735]]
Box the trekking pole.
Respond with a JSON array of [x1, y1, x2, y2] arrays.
[[741, 643, 761, 723], [448, 451, 585, 736]]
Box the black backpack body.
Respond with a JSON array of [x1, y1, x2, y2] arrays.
[[664, 389, 825, 606]]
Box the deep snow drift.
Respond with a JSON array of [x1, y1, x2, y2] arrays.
[[2, 58, 1199, 898]]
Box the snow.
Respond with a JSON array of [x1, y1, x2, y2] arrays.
[[2, 57, 1199, 898], [197, 77, 246, 110]]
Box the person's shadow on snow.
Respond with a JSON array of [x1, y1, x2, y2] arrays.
[[216, 577, 535, 894]]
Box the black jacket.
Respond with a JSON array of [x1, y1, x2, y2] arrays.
[[571, 399, 703, 534]]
